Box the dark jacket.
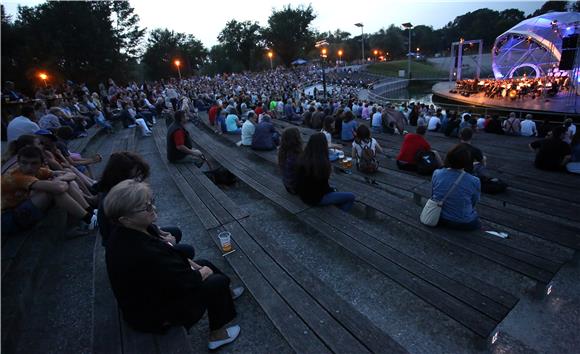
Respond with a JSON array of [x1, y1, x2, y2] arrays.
[[105, 226, 204, 333], [251, 121, 277, 151], [167, 122, 192, 162], [295, 166, 332, 205]]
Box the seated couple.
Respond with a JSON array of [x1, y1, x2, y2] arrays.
[[240, 113, 280, 151]]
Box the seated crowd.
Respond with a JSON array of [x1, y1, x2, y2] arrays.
[[2, 67, 578, 351]]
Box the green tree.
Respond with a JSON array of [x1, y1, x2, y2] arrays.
[[530, 0, 569, 17], [142, 28, 208, 80], [262, 5, 316, 66], [110, 1, 146, 58], [217, 20, 264, 71]]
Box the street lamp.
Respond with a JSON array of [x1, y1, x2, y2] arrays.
[[321, 48, 328, 99], [38, 72, 48, 87], [402, 22, 413, 79], [373, 49, 378, 61], [354, 23, 364, 65], [174, 59, 182, 80], [267, 51, 273, 70], [338, 49, 343, 66]]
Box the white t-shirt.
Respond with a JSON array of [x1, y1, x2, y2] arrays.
[[476, 117, 486, 129], [371, 112, 382, 127], [520, 119, 537, 137], [427, 116, 441, 131], [241, 120, 255, 146]]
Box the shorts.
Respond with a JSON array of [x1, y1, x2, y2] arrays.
[[1, 199, 45, 234]]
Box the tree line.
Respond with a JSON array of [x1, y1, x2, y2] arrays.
[[1, 1, 578, 93]]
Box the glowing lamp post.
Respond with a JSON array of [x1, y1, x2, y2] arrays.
[[38, 72, 48, 87], [354, 23, 364, 65], [267, 51, 273, 70], [338, 49, 343, 66], [321, 48, 328, 99], [373, 50, 378, 61], [174, 59, 182, 80]]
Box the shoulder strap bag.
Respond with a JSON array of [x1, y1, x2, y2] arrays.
[[420, 171, 465, 227]]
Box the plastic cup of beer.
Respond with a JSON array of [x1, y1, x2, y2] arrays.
[[218, 231, 233, 252]]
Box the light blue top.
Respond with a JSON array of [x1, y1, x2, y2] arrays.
[[225, 114, 239, 132], [341, 120, 358, 141], [431, 168, 480, 223], [241, 120, 255, 146]]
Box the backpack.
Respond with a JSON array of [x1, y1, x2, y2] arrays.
[[357, 140, 379, 174], [414, 150, 439, 175]]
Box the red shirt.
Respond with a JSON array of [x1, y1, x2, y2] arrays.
[[208, 106, 218, 124], [396, 133, 431, 164], [255, 106, 263, 116], [173, 129, 185, 147]]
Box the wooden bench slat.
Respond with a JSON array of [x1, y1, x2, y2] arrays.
[[238, 217, 409, 353], [298, 209, 498, 338], [209, 224, 331, 354], [220, 222, 371, 353]]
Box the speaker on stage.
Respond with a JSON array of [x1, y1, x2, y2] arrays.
[[559, 34, 578, 70]]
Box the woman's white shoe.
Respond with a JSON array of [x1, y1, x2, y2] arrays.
[[208, 325, 240, 350]]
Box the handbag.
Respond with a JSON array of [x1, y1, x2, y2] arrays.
[[420, 171, 465, 227]]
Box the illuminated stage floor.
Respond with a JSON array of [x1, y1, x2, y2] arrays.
[[432, 81, 579, 115]]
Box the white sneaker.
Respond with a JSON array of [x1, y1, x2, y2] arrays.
[[231, 286, 245, 300], [208, 325, 240, 350]]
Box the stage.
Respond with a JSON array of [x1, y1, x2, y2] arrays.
[[431, 82, 580, 115]]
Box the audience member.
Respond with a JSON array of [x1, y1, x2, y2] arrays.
[[352, 125, 382, 179], [7, 105, 40, 142], [251, 115, 279, 151], [520, 114, 537, 137], [166, 110, 204, 165], [529, 126, 571, 171], [566, 132, 580, 174], [396, 126, 442, 172], [431, 144, 481, 230], [502, 112, 521, 136], [341, 111, 358, 142], [240, 112, 256, 147], [296, 133, 355, 211], [278, 127, 303, 194], [104, 180, 242, 349]]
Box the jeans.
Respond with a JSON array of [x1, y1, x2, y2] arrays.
[[318, 191, 355, 212]]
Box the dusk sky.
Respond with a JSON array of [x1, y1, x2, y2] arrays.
[[3, 0, 546, 48]]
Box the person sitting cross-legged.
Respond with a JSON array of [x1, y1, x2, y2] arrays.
[[104, 180, 243, 350]]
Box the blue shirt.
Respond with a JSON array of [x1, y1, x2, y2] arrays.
[[225, 114, 239, 132], [341, 120, 358, 141], [431, 169, 480, 224]]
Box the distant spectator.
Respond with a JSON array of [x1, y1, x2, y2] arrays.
[[296, 133, 355, 211], [341, 111, 358, 142], [278, 127, 303, 194], [352, 124, 382, 180], [396, 126, 442, 171], [476, 115, 486, 131], [38, 108, 62, 130], [225, 109, 241, 135], [520, 114, 537, 137], [484, 115, 504, 135], [427, 113, 442, 132], [240, 112, 256, 147], [7, 106, 40, 142], [563, 119, 576, 145], [251, 115, 279, 151], [371, 107, 382, 133], [566, 132, 580, 174], [431, 144, 481, 231], [529, 126, 571, 171], [502, 112, 521, 136]]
